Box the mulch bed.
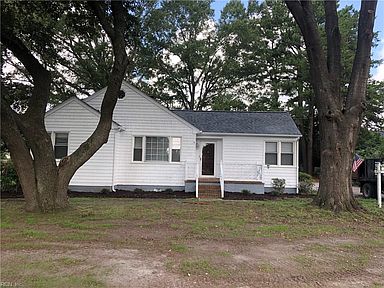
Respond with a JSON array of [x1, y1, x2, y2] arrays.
[[69, 190, 194, 199], [1, 189, 315, 200], [0, 190, 23, 199], [223, 192, 315, 200]]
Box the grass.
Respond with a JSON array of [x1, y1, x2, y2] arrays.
[[25, 274, 104, 288], [217, 250, 232, 257], [1, 197, 384, 287], [292, 254, 314, 268], [21, 228, 49, 239], [1, 254, 103, 288], [258, 262, 275, 273], [170, 242, 189, 253]]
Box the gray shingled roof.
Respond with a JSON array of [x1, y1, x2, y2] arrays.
[[172, 110, 301, 136]]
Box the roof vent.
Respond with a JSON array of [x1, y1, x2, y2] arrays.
[[118, 90, 125, 99]]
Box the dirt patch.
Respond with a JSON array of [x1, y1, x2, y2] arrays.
[[71, 248, 189, 288], [183, 238, 384, 288]]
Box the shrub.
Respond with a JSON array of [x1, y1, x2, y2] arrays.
[[164, 188, 173, 193], [1, 160, 20, 192], [100, 188, 111, 194], [134, 188, 144, 193], [298, 172, 315, 195], [271, 178, 285, 195], [299, 172, 313, 182], [241, 189, 251, 195]]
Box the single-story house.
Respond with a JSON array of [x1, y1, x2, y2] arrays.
[[45, 82, 301, 198]]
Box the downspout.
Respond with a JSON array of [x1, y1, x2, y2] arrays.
[[111, 128, 121, 192], [296, 138, 300, 194]]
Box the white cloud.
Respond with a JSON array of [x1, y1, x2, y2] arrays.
[[373, 44, 384, 81]]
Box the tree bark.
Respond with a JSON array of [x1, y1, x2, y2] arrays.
[[314, 112, 360, 211], [306, 100, 314, 175], [1, 104, 39, 211]]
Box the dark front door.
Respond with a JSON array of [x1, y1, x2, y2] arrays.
[[202, 143, 215, 176]]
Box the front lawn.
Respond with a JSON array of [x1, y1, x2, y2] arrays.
[[1, 198, 384, 287]]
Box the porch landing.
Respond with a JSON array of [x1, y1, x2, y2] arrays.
[[185, 178, 265, 197]]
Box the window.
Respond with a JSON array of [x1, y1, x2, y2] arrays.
[[133, 137, 143, 161], [281, 142, 293, 165], [171, 137, 181, 162], [133, 136, 181, 162], [54, 133, 68, 159], [265, 142, 277, 165], [265, 141, 295, 166], [145, 137, 169, 161]]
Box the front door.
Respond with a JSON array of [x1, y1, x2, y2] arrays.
[[201, 143, 215, 176]]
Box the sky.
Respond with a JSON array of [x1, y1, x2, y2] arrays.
[[211, 0, 384, 81]]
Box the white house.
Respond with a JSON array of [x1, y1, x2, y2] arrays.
[[45, 82, 302, 198]]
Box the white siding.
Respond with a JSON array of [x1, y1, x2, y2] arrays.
[[45, 100, 114, 187], [46, 83, 299, 191], [220, 135, 299, 188], [85, 84, 197, 186], [261, 138, 299, 188]]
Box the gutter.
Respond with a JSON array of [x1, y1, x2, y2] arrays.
[[197, 132, 302, 138]]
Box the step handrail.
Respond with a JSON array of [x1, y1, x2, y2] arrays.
[[220, 160, 224, 198], [195, 162, 199, 198]]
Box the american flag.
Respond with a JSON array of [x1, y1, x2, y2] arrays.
[[352, 154, 364, 172]]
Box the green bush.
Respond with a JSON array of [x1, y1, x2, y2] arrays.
[[100, 188, 111, 194], [298, 172, 315, 195], [1, 160, 20, 192], [299, 172, 313, 182], [241, 189, 251, 195], [271, 178, 285, 195], [164, 188, 173, 193]]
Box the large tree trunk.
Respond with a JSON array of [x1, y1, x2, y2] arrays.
[[285, 0, 377, 211], [306, 101, 314, 175], [314, 114, 360, 211]]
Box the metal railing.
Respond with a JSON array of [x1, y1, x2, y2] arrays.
[[220, 160, 224, 198], [184, 161, 262, 182]]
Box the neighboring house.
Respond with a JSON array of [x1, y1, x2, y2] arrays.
[[45, 82, 301, 198]]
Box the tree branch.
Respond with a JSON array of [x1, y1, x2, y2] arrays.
[[324, 0, 342, 105], [346, 0, 377, 114], [1, 27, 52, 120], [284, 0, 337, 111], [324, 0, 341, 78], [59, 1, 129, 179], [88, 2, 115, 39]]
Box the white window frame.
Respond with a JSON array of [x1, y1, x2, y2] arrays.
[[171, 137, 182, 163], [132, 136, 144, 162], [145, 136, 170, 162], [132, 136, 182, 163], [265, 142, 278, 166], [48, 131, 70, 160], [264, 141, 295, 167], [280, 142, 294, 166]]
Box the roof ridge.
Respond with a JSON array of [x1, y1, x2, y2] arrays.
[[172, 110, 288, 113]]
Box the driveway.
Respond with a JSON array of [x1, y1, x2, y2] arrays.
[[313, 182, 384, 199]]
